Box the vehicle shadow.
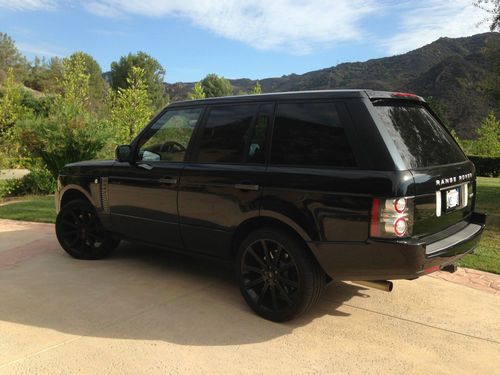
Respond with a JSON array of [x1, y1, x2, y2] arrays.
[[0, 238, 370, 347]]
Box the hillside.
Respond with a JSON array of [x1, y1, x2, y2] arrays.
[[165, 32, 500, 138]]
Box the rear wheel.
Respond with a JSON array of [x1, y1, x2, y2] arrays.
[[236, 228, 325, 322], [55, 199, 119, 260]]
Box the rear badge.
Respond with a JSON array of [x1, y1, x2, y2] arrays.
[[435, 173, 472, 187]]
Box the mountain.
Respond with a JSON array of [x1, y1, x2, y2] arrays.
[[164, 32, 500, 139]]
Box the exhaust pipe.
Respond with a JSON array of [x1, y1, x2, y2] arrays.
[[353, 280, 393, 292], [442, 264, 457, 274]]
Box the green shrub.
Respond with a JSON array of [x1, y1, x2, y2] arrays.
[[468, 155, 500, 177], [14, 53, 112, 179], [0, 178, 26, 198], [21, 91, 55, 117], [471, 112, 500, 157], [0, 164, 55, 199], [16, 104, 111, 179], [23, 165, 56, 194], [0, 154, 31, 169]]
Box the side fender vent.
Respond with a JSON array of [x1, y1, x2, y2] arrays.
[[100, 177, 110, 213]]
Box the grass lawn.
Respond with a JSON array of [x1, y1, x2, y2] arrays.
[[0, 196, 56, 223], [457, 177, 500, 274], [0, 178, 498, 273]]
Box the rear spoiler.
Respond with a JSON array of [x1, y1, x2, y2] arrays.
[[365, 90, 425, 102]]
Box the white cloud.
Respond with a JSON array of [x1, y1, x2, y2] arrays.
[[83, 0, 378, 54], [381, 0, 492, 55], [0, 0, 56, 11], [17, 41, 66, 57], [84, 1, 123, 18], [2, 0, 496, 56]]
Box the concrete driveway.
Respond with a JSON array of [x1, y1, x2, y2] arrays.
[[0, 219, 499, 374]]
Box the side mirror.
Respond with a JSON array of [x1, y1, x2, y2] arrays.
[[115, 145, 132, 162]]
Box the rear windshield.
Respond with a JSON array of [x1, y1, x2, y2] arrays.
[[373, 101, 466, 169]]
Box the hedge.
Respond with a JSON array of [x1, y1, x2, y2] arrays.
[[467, 155, 500, 177], [0, 166, 55, 199]]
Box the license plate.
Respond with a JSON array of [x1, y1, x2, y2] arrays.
[[446, 187, 460, 210]]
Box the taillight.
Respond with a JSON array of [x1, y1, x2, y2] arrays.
[[391, 92, 422, 101], [370, 197, 414, 238]]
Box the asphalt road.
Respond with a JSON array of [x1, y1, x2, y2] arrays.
[[0, 219, 499, 374]]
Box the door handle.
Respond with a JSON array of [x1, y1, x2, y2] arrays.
[[159, 178, 178, 185], [137, 163, 153, 170], [235, 183, 259, 191]]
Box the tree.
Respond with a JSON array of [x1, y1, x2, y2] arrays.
[[16, 53, 111, 178], [68, 52, 108, 112], [473, 112, 500, 156], [26, 57, 49, 92], [25, 57, 64, 94], [110, 52, 166, 109], [58, 53, 90, 110], [475, 0, 500, 31], [0, 33, 28, 82], [16, 105, 111, 179], [187, 82, 206, 100], [250, 81, 262, 94], [201, 74, 233, 98], [0, 68, 27, 138], [110, 66, 153, 142]]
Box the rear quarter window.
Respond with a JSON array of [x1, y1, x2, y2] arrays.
[[373, 101, 466, 169]]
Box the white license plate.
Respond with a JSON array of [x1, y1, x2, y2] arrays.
[[446, 188, 460, 210]]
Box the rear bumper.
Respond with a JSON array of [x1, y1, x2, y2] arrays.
[[309, 212, 486, 281]]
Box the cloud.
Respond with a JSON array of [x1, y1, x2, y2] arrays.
[[83, 0, 379, 54], [17, 41, 66, 57], [3, 0, 495, 56], [84, 1, 123, 18], [0, 0, 56, 11], [381, 0, 492, 55]]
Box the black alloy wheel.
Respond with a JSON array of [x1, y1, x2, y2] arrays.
[[55, 199, 119, 260], [241, 238, 300, 312], [237, 229, 325, 322]]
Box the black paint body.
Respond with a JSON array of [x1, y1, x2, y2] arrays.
[[56, 90, 485, 281]]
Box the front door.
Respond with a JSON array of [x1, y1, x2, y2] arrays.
[[108, 107, 203, 248]]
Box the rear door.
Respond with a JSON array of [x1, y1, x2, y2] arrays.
[[371, 99, 474, 237], [262, 100, 368, 243], [178, 102, 274, 257]]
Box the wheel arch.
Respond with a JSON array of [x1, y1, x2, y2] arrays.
[[230, 215, 315, 259], [58, 185, 95, 212]]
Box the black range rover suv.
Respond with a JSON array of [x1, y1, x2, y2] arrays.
[[55, 90, 485, 321]]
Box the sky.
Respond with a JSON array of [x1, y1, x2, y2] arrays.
[[0, 0, 494, 83]]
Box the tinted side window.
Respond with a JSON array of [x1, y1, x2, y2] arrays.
[[271, 102, 356, 167], [197, 104, 257, 163], [138, 108, 202, 162], [246, 103, 273, 164]]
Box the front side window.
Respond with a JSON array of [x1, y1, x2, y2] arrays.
[[138, 108, 202, 162], [271, 102, 356, 167], [196, 104, 258, 163]]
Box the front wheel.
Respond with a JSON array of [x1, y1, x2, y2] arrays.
[[236, 228, 325, 322], [55, 199, 119, 260]]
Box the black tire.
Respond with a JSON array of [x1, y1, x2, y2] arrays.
[[236, 228, 325, 322], [55, 199, 119, 260]]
